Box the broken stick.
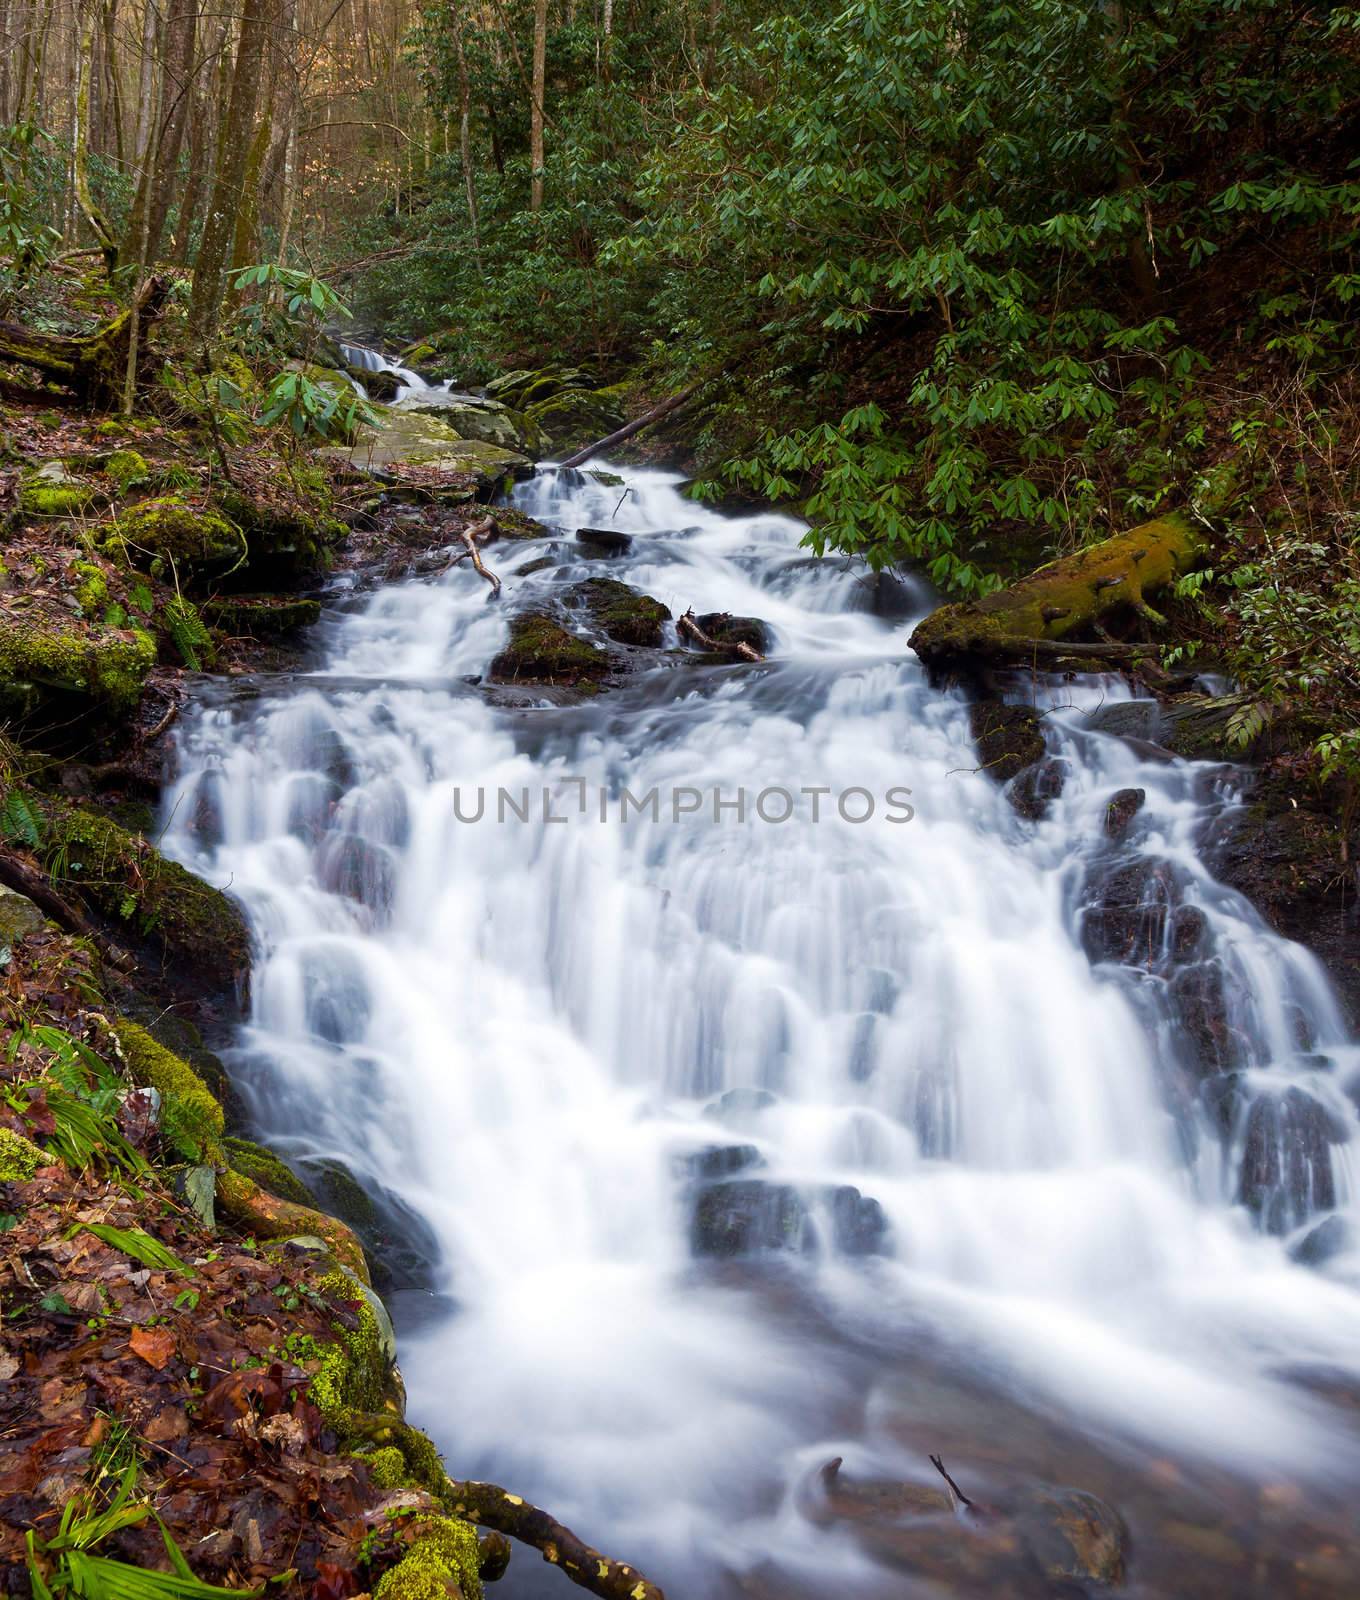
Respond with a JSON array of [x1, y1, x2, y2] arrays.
[[457, 514, 502, 598], [676, 608, 763, 662]]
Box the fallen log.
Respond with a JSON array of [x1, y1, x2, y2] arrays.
[[445, 1479, 667, 1600], [0, 847, 135, 969], [0, 275, 170, 407], [909, 512, 1204, 671], [558, 381, 705, 470]]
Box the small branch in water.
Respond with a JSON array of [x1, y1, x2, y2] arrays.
[[445, 1478, 668, 1600], [676, 608, 763, 662], [456, 513, 502, 598], [929, 1454, 973, 1510]]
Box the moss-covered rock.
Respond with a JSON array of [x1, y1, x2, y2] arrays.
[[111, 1017, 226, 1162], [0, 613, 156, 711], [222, 1136, 315, 1207], [566, 577, 671, 646], [0, 1126, 49, 1181], [18, 462, 106, 518], [104, 495, 245, 578], [326, 412, 532, 496], [102, 449, 150, 493], [492, 507, 553, 540], [488, 612, 610, 687], [0, 884, 45, 945], [395, 396, 541, 456], [216, 1172, 371, 1282], [969, 702, 1047, 782], [694, 611, 770, 654], [524, 388, 625, 453], [484, 365, 593, 409], [49, 804, 250, 992], [375, 1518, 484, 1600]]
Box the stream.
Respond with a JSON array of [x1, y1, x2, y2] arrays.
[[161, 458, 1360, 1598]]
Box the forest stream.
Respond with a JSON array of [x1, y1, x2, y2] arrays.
[[155, 449, 1360, 1600]]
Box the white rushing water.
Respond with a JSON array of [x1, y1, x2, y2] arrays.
[[163, 463, 1360, 1595]]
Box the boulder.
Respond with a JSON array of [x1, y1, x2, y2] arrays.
[[325, 412, 532, 497], [690, 1179, 810, 1257], [675, 1143, 764, 1182], [0, 885, 45, 945], [575, 527, 632, 557], [394, 396, 541, 455], [827, 1184, 889, 1255], [0, 613, 155, 714], [103, 494, 245, 578], [695, 611, 771, 654], [20, 461, 108, 517], [484, 366, 594, 409], [525, 388, 625, 453], [1237, 1086, 1347, 1233], [565, 577, 671, 646], [1005, 755, 1067, 821], [201, 596, 322, 638], [487, 612, 610, 687], [1290, 1214, 1355, 1268], [1104, 786, 1146, 837]]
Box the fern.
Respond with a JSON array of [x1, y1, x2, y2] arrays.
[[1, 788, 44, 848]]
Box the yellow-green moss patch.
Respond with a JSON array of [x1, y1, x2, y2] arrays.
[[0, 1126, 49, 1181], [375, 1518, 483, 1600], [0, 617, 155, 711], [111, 1018, 225, 1162]]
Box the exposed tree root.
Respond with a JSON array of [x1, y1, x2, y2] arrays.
[[445, 1478, 668, 1600]]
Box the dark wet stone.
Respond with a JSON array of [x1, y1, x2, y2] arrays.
[[691, 1180, 810, 1257], [516, 555, 558, 576], [867, 571, 919, 619], [1169, 904, 1208, 962], [969, 701, 1045, 783], [1014, 1485, 1129, 1588], [1080, 857, 1177, 966], [676, 1143, 763, 1181], [1290, 1214, 1356, 1268], [1169, 960, 1236, 1075], [694, 611, 772, 654], [317, 833, 396, 911], [828, 1185, 889, 1255], [1237, 1087, 1345, 1233], [575, 526, 633, 557], [1007, 755, 1068, 820], [1083, 700, 1165, 745], [1104, 786, 1146, 837]]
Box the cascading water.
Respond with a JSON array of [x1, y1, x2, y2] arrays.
[[162, 463, 1360, 1597]]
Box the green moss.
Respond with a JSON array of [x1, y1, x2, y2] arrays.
[[0, 1126, 48, 1181], [103, 449, 149, 493], [104, 495, 245, 575], [364, 1446, 408, 1490], [223, 1136, 314, 1206], [20, 481, 101, 517], [201, 596, 321, 637], [72, 561, 108, 615], [488, 612, 610, 686], [0, 618, 155, 711], [568, 577, 671, 647], [50, 806, 250, 990], [306, 1159, 378, 1233], [112, 1018, 225, 1162], [524, 388, 625, 452], [375, 1520, 483, 1600]]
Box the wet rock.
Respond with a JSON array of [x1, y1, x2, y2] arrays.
[[1013, 1484, 1129, 1587], [1169, 960, 1237, 1075], [351, 366, 400, 401], [1169, 904, 1207, 962], [487, 612, 610, 687], [1161, 694, 1263, 762], [867, 570, 921, 619], [322, 411, 532, 496], [395, 395, 540, 455], [1006, 755, 1068, 821], [675, 1143, 763, 1181], [969, 702, 1046, 783], [492, 507, 553, 540], [1104, 787, 1146, 837], [317, 833, 397, 912], [201, 596, 322, 638], [565, 576, 671, 646], [695, 612, 771, 655], [1080, 857, 1177, 966], [525, 388, 626, 453], [690, 1179, 810, 1257], [516, 556, 558, 576], [484, 366, 595, 409], [1237, 1087, 1346, 1233], [1083, 700, 1165, 746], [828, 1185, 889, 1255], [574, 527, 633, 557], [1290, 1214, 1356, 1269]]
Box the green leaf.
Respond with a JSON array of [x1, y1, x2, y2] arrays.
[[78, 1224, 196, 1276]]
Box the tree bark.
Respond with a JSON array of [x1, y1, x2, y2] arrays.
[[530, 0, 546, 211], [908, 513, 1204, 671], [187, 0, 272, 341], [72, 0, 119, 271]]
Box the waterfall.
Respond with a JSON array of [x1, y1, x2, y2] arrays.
[[162, 462, 1360, 1597]]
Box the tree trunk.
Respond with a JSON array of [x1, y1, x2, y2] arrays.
[[530, 0, 546, 211], [0, 275, 169, 407], [187, 0, 272, 342], [72, 0, 119, 271], [908, 513, 1204, 671]]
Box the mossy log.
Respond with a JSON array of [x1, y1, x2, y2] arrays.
[[445, 1480, 667, 1600], [0, 276, 169, 407], [909, 513, 1204, 670], [215, 1167, 372, 1283]]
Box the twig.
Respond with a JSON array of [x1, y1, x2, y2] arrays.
[[676, 608, 763, 662], [445, 1478, 667, 1600], [457, 514, 502, 598], [929, 1454, 973, 1510]]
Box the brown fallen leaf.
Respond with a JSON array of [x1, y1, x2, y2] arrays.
[[143, 1405, 189, 1444], [0, 1353, 19, 1382], [129, 1325, 177, 1371]]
